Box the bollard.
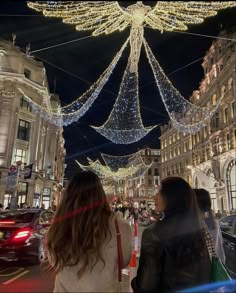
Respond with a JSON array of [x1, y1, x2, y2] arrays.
[[134, 220, 138, 254], [131, 216, 134, 225], [129, 252, 137, 293]]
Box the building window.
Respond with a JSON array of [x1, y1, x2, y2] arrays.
[[17, 119, 30, 141], [14, 149, 27, 164], [228, 78, 233, 90], [20, 97, 32, 112], [212, 111, 219, 128], [221, 85, 226, 97], [154, 168, 159, 176], [178, 145, 181, 155], [184, 142, 188, 152], [148, 179, 152, 186], [226, 160, 236, 210], [212, 94, 217, 105], [212, 137, 220, 155], [148, 169, 152, 176], [232, 102, 235, 118], [224, 107, 229, 123], [226, 133, 231, 150], [18, 182, 28, 207], [24, 68, 31, 79]]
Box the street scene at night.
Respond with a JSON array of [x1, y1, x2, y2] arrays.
[[0, 1, 236, 292]]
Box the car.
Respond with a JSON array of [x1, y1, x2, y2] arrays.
[[219, 215, 236, 277], [0, 209, 53, 264]]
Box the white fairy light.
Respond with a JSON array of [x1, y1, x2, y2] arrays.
[[91, 57, 156, 144], [143, 38, 223, 134], [76, 149, 153, 180], [26, 1, 236, 138], [17, 38, 129, 126]]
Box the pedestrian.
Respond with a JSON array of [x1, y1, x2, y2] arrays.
[[215, 209, 222, 219], [131, 176, 211, 292], [46, 171, 132, 292], [194, 188, 225, 264], [22, 202, 28, 209]]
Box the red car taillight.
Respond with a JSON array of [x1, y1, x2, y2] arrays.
[[11, 227, 32, 243]]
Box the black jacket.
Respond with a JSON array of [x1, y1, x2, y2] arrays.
[[131, 215, 211, 293]]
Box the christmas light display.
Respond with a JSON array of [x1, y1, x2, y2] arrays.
[[17, 38, 128, 127], [143, 38, 224, 134], [27, 1, 236, 142], [76, 150, 153, 180], [91, 57, 156, 144]]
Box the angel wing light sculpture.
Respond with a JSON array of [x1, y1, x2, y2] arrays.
[[28, 1, 236, 143], [76, 150, 153, 180]]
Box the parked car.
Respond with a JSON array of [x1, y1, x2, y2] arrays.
[[0, 209, 53, 264], [219, 215, 236, 277]]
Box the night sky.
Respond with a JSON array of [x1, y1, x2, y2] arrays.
[[0, 1, 236, 178]]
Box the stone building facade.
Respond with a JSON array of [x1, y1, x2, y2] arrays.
[[125, 148, 161, 200], [0, 40, 66, 209], [159, 28, 236, 212]]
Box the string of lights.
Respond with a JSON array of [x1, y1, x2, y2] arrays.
[[143, 38, 223, 134], [91, 56, 157, 144], [28, 2, 236, 35], [76, 149, 153, 180], [17, 38, 129, 126], [26, 1, 236, 141]]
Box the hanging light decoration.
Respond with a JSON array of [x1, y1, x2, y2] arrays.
[[91, 57, 157, 144], [17, 38, 128, 127], [143, 38, 224, 134], [27, 1, 236, 139], [76, 149, 153, 180]]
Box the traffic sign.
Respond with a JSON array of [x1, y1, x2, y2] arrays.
[[9, 165, 17, 173]]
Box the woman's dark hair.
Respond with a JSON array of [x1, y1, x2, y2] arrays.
[[194, 188, 216, 230], [160, 177, 205, 267], [46, 171, 112, 276]]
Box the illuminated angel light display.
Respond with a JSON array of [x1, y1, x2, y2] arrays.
[[27, 1, 236, 143], [76, 150, 153, 180]]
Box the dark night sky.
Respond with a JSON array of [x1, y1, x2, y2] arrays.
[[0, 1, 236, 178]]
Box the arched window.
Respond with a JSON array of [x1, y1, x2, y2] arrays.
[[221, 85, 226, 97], [207, 169, 218, 211], [226, 160, 236, 209], [228, 77, 233, 90], [212, 94, 217, 105]]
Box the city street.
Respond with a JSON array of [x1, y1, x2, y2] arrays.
[[0, 223, 146, 292], [0, 261, 54, 293]]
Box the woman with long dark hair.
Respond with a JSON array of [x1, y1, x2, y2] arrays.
[[131, 176, 211, 292], [194, 188, 225, 264], [46, 171, 132, 292]]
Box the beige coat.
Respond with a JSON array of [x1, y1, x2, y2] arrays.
[[53, 213, 132, 292]]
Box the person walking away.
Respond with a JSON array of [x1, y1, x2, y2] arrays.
[[131, 176, 211, 292], [46, 171, 132, 292], [194, 188, 225, 264], [215, 209, 222, 219]]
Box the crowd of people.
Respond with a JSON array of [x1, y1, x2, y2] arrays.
[[35, 170, 230, 293], [0, 202, 57, 211]]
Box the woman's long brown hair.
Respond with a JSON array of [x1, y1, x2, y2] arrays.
[[46, 171, 112, 276]]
